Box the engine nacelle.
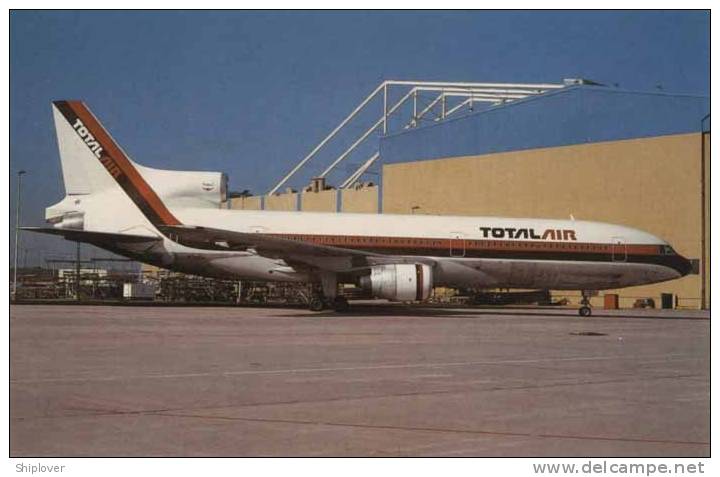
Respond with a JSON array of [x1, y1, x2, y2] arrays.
[[360, 264, 433, 302], [136, 164, 228, 209]]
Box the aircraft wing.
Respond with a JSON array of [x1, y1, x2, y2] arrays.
[[159, 224, 436, 273]]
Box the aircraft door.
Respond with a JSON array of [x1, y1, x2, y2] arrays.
[[611, 236, 627, 262], [450, 232, 466, 257]]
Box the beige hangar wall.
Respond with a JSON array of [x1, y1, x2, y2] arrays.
[[382, 132, 709, 309]]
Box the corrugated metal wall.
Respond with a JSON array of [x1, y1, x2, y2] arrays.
[[380, 86, 709, 163]]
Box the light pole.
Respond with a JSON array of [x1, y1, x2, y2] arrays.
[[12, 170, 27, 300]]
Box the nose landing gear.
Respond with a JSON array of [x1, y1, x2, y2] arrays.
[[579, 290, 594, 317]]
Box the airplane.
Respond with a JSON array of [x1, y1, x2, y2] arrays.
[[23, 100, 693, 316]]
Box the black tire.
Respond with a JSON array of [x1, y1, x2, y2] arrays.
[[309, 297, 325, 312], [333, 296, 350, 312], [579, 306, 592, 317]]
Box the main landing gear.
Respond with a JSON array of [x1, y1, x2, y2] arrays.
[[332, 296, 350, 312], [309, 295, 326, 312], [308, 294, 349, 312], [308, 273, 350, 312], [579, 290, 593, 317]]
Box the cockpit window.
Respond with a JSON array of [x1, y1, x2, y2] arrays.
[[661, 245, 676, 255]]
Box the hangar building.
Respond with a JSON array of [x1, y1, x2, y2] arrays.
[[231, 81, 710, 309]]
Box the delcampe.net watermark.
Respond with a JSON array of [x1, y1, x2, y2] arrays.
[[533, 460, 705, 476]]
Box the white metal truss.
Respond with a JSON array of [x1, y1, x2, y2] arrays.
[[268, 80, 565, 194], [339, 152, 380, 189]]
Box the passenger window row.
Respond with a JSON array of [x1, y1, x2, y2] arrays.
[[275, 234, 653, 255]]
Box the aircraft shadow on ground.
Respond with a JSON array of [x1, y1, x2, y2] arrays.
[[277, 305, 706, 320]]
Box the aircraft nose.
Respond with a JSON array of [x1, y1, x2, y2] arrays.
[[658, 242, 694, 277], [666, 254, 694, 277], [677, 255, 694, 277]]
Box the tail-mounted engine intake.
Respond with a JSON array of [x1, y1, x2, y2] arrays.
[[359, 264, 433, 302], [137, 166, 228, 209], [48, 211, 85, 230]]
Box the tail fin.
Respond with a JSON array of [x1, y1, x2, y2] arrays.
[[51, 101, 181, 226], [52, 101, 112, 195]]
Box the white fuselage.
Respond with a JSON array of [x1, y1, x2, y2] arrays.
[[134, 207, 687, 291]]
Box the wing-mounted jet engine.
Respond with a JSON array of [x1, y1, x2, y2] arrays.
[[359, 264, 434, 302]]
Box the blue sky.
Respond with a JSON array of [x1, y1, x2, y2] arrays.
[[9, 10, 710, 265]]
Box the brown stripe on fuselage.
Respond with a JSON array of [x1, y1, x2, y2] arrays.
[[261, 232, 687, 274], [54, 100, 181, 226], [269, 232, 661, 256]]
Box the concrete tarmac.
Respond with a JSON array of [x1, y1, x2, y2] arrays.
[[10, 304, 710, 457]]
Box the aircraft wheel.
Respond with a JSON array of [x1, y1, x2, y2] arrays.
[[309, 296, 325, 312], [579, 306, 592, 317], [333, 296, 350, 312]]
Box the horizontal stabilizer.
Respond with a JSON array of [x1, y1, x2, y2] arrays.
[[21, 227, 161, 245]]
